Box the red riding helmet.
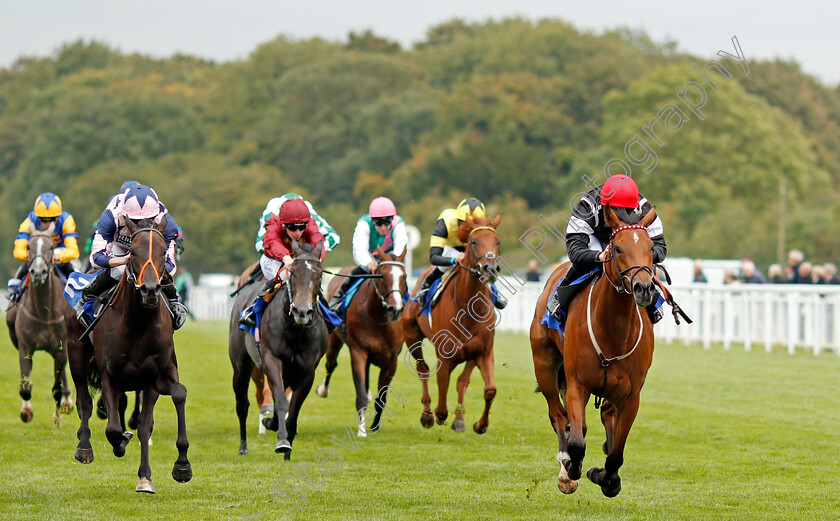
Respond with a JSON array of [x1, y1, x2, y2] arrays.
[[278, 198, 310, 223], [600, 174, 639, 208]]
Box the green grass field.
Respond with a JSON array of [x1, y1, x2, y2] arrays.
[[0, 319, 838, 521]]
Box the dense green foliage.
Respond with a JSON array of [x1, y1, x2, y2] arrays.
[[0, 322, 838, 520], [1, 20, 839, 276]]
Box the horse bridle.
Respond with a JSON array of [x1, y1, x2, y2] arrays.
[[285, 256, 322, 318], [27, 232, 56, 276], [599, 224, 654, 294], [370, 260, 406, 309], [458, 226, 498, 277], [126, 227, 166, 288]]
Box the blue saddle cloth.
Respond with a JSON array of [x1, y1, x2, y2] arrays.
[[239, 293, 343, 337], [337, 278, 365, 322], [540, 267, 664, 336], [63, 270, 102, 324], [413, 278, 443, 316]]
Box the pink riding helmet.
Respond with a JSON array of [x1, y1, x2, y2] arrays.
[[369, 196, 396, 218], [122, 185, 161, 220]]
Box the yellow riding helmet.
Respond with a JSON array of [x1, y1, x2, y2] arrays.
[[456, 198, 486, 221], [34, 192, 63, 218]]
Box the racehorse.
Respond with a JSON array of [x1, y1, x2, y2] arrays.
[[67, 218, 191, 493], [529, 207, 658, 497], [229, 241, 328, 458], [402, 213, 502, 434], [5, 221, 74, 424], [317, 247, 407, 436]]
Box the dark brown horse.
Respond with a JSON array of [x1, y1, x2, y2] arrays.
[[229, 241, 328, 458], [67, 218, 191, 493], [530, 207, 658, 497], [402, 214, 502, 434], [317, 247, 407, 437], [5, 221, 74, 424]]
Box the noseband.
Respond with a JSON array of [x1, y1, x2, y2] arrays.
[[127, 227, 165, 288], [600, 224, 654, 294]]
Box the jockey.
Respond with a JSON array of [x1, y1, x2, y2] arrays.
[[8, 193, 80, 302], [81, 184, 188, 329], [416, 197, 507, 310], [239, 198, 327, 328], [328, 196, 408, 312], [254, 193, 339, 256], [547, 174, 667, 324]]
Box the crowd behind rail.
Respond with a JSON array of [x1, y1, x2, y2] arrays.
[[692, 250, 840, 285]]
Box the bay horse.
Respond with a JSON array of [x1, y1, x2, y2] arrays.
[[5, 221, 74, 424], [229, 241, 328, 458], [317, 247, 407, 437], [529, 207, 658, 497], [67, 218, 191, 494], [402, 213, 502, 434]]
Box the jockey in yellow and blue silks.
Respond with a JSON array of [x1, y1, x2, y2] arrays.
[[8, 193, 79, 301], [328, 196, 408, 313], [416, 197, 507, 309]]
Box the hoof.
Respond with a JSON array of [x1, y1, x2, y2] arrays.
[[588, 468, 621, 497], [262, 416, 278, 431], [587, 467, 603, 485], [59, 397, 74, 415], [20, 401, 33, 423], [473, 422, 488, 434], [283, 451, 291, 461], [557, 477, 579, 494], [451, 420, 466, 432], [128, 414, 139, 431], [275, 440, 292, 454], [357, 428, 367, 438], [435, 412, 447, 425], [172, 463, 193, 483], [420, 412, 434, 429], [135, 477, 155, 494], [113, 431, 134, 458], [74, 447, 95, 464], [238, 448, 249, 456], [316, 384, 329, 398]]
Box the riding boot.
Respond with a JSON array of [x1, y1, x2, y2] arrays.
[[646, 304, 663, 324], [82, 270, 118, 302], [162, 282, 188, 330], [547, 267, 585, 322], [7, 263, 28, 305], [239, 279, 275, 328], [417, 267, 443, 307]]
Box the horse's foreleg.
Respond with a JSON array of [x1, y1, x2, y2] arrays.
[[371, 361, 397, 432], [233, 363, 252, 455], [403, 317, 435, 427], [169, 380, 192, 484], [262, 351, 291, 454], [565, 380, 590, 482], [51, 348, 68, 426], [350, 347, 370, 438], [101, 374, 132, 458], [285, 369, 316, 460], [434, 359, 453, 425], [70, 347, 94, 463], [317, 333, 343, 398], [451, 361, 474, 433], [599, 401, 617, 456], [57, 348, 74, 415], [587, 395, 639, 498], [135, 386, 159, 493], [18, 345, 34, 422], [473, 352, 496, 435]]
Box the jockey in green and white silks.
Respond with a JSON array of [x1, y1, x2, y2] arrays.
[[254, 193, 340, 254], [328, 197, 408, 312]]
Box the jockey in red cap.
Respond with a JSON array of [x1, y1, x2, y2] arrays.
[[547, 174, 667, 324]]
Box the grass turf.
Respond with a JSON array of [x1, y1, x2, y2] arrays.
[[0, 319, 838, 520]]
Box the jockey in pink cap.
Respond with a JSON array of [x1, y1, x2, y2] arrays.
[[328, 196, 408, 312]]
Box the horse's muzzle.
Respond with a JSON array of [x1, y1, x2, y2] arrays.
[[29, 267, 48, 285], [291, 305, 315, 326], [479, 262, 500, 284], [632, 281, 656, 308], [139, 285, 161, 309]]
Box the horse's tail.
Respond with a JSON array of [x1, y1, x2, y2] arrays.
[[86, 356, 101, 393]]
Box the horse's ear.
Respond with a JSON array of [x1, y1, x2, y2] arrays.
[[375, 245, 387, 260], [28, 221, 36, 234], [124, 217, 137, 235], [46, 221, 56, 235], [397, 248, 407, 263], [640, 206, 657, 228], [290, 240, 302, 256], [465, 213, 475, 229], [313, 240, 324, 260], [490, 212, 502, 229], [604, 206, 621, 229]]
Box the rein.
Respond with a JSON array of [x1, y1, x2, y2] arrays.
[[460, 226, 498, 277], [599, 224, 654, 294], [286, 256, 322, 321], [370, 260, 406, 309]]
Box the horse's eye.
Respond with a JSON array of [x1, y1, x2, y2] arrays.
[[614, 246, 622, 255], [470, 239, 476, 245]]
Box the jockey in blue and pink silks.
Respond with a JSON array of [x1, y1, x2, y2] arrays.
[[80, 183, 188, 329]]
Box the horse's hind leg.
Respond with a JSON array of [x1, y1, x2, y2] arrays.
[[100, 375, 133, 457], [451, 361, 474, 433], [128, 391, 141, 430], [317, 333, 343, 398], [284, 370, 316, 461], [233, 363, 252, 455], [158, 366, 191, 484], [135, 387, 159, 493], [18, 345, 34, 422], [403, 316, 435, 428], [371, 360, 398, 431], [473, 351, 496, 435], [434, 358, 453, 425], [587, 395, 640, 498], [57, 350, 74, 415], [565, 380, 591, 482], [599, 401, 617, 455], [350, 347, 370, 437], [70, 346, 95, 463]]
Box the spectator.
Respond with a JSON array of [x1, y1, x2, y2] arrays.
[[525, 259, 542, 282], [741, 260, 766, 283], [788, 249, 804, 283], [693, 259, 708, 283], [825, 263, 840, 284], [723, 268, 739, 284], [797, 262, 813, 284], [767, 264, 785, 284], [812, 265, 826, 284]]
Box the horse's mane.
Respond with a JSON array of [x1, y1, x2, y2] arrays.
[[455, 216, 495, 244]]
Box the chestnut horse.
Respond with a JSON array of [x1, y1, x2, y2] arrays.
[[317, 247, 407, 436], [402, 213, 502, 434], [5, 221, 74, 424], [67, 218, 191, 494], [529, 207, 658, 497], [228, 241, 328, 458]]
